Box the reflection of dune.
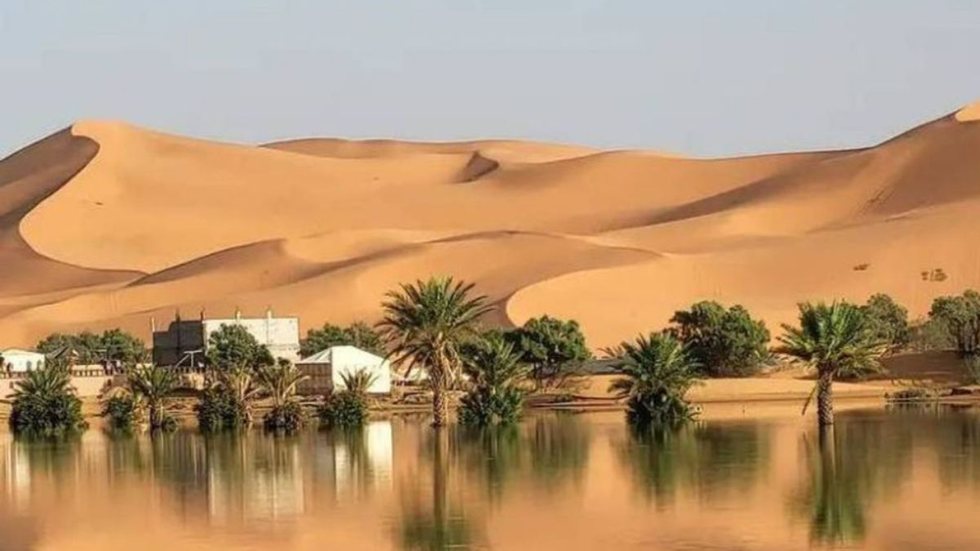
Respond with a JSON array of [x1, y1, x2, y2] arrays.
[[5, 103, 980, 349]]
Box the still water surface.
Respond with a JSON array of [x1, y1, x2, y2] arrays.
[[1, 407, 979, 550]]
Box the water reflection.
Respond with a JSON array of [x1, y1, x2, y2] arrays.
[[397, 430, 480, 551], [4, 409, 980, 549], [619, 421, 769, 504]]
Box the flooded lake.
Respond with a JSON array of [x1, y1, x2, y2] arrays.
[[1, 406, 979, 550]]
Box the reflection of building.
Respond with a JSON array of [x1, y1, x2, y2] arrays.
[[334, 421, 394, 498], [0, 434, 31, 511], [152, 309, 300, 366], [1, 349, 46, 373], [207, 437, 305, 523], [296, 346, 392, 395]]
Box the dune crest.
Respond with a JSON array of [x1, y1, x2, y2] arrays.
[[3, 103, 980, 349], [955, 101, 980, 122]]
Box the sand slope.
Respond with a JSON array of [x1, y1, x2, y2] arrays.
[[2, 105, 980, 349]]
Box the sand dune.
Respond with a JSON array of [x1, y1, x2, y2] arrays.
[[2, 103, 980, 350]]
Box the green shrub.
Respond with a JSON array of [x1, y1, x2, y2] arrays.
[[196, 386, 250, 432], [907, 318, 954, 352], [668, 301, 770, 377], [103, 394, 141, 431], [860, 294, 910, 353], [9, 366, 88, 437], [263, 401, 306, 432], [318, 391, 369, 428], [301, 322, 385, 357], [929, 291, 980, 355], [505, 316, 591, 390], [458, 387, 524, 426]]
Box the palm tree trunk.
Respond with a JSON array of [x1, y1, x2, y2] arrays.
[[816, 369, 834, 427], [432, 383, 448, 427]]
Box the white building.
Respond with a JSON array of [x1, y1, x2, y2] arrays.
[[202, 310, 301, 363], [153, 308, 301, 365], [297, 345, 391, 395], [1, 349, 46, 373]]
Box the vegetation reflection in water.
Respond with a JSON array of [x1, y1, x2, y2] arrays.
[[4, 409, 980, 549]]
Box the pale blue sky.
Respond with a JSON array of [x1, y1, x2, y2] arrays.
[[2, 1, 980, 157]]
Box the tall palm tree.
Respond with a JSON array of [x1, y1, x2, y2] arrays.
[[379, 277, 492, 427], [127, 363, 181, 429], [777, 302, 886, 427], [607, 333, 702, 424], [256, 359, 308, 408]]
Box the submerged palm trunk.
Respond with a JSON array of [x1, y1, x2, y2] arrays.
[[432, 384, 448, 427], [816, 368, 835, 427]]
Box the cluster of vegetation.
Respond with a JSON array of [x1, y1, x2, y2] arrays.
[[458, 334, 528, 426], [607, 333, 703, 425], [318, 369, 376, 427], [380, 277, 494, 427], [300, 321, 385, 357], [196, 324, 310, 432], [104, 361, 182, 432], [257, 359, 309, 432], [18, 280, 980, 437], [503, 316, 591, 390], [9, 359, 88, 437], [36, 329, 146, 365], [667, 301, 770, 377]]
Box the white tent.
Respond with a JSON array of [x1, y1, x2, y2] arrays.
[[296, 345, 391, 395]]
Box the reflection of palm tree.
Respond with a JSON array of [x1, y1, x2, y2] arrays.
[[527, 413, 590, 492], [458, 424, 522, 503], [398, 430, 477, 550], [798, 431, 867, 544], [621, 422, 769, 504]]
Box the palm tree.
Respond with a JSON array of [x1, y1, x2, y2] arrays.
[[339, 367, 378, 396], [9, 359, 87, 435], [256, 359, 309, 431], [215, 363, 264, 426], [607, 333, 702, 424], [777, 302, 886, 427], [459, 334, 528, 426], [127, 363, 180, 429], [256, 359, 308, 407], [379, 277, 492, 427]]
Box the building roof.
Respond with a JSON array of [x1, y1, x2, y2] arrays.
[[297, 345, 387, 365], [0, 348, 45, 357]]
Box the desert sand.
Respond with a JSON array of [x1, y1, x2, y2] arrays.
[[2, 105, 980, 354]]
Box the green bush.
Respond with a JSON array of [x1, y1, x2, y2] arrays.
[[907, 318, 954, 352], [301, 321, 385, 357], [860, 294, 910, 353], [668, 301, 770, 377], [263, 401, 306, 432], [505, 316, 591, 390], [929, 290, 980, 355], [196, 386, 250, 432], [9, 366, 88, 437], [458, 387, 524, 426], [318, 391, 369, 428], [36, 329, 146, 365], [103, 394, 141, 431]]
